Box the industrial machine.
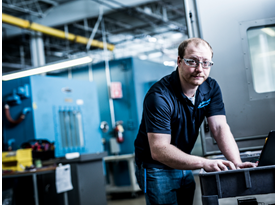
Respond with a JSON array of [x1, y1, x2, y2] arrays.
[[2, 75, 108, 205], [2, 75, 104, 157], [194, 0, 275, 154], [2, 57, 174, 195], [48, 57, 175, 188], [190, 0, 275, 204]]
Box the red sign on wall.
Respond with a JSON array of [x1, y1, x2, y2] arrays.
[[110, 82, 123, 99]]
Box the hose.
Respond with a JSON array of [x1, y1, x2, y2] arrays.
[[4, 104, 30, 124]]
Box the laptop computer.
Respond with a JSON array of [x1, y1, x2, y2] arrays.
[[258, 130, 275, 166]]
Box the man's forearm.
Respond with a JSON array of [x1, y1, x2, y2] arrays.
[[213, 123, 242, 165], [148, 132, 237, 171], [207, 115, 257, 169], [151, 142, 206, 170]]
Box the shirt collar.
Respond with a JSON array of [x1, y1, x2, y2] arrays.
[[198, 78, 210, 95]]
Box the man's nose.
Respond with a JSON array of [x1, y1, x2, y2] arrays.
[[195, 63, 203, 72]]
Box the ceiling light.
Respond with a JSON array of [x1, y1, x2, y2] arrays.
[[2, 56, 93, 81], [139, 55, 148, 60], [172, 33, 183, 39], [158, 39, 165, 44], [108, 34, 126, 43], [148, 52, 162, 58], [148, 36, 157, 43], [134, 38, 141, 43], [168, 24, 179, 30]]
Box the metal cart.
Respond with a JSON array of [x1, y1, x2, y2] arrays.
[[199, 165, 275, 205]]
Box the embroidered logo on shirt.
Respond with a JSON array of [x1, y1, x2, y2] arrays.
[[198, 99, 211, 108]]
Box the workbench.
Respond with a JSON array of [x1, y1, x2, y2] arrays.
[[44, 152, 108, 205], [3, 152, 107, 205], [2, 166, 58, 205]]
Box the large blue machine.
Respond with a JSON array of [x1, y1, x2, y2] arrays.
[[2, 76, 103, 157], [48, 57, 175, 155], [48, 57, 175, 186], [3, 57, 175, 187]]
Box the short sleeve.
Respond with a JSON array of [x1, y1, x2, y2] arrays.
[[143, 92, 172, 134], [205, 81, 226, 117]]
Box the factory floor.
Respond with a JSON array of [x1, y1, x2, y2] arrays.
[[107, 176, 275, 205]]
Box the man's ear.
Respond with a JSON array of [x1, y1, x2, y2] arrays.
[[177, 57, 181, 65]]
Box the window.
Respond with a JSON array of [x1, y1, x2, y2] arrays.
[[239, 17, 275, 100], [247, 25, 275, 93]]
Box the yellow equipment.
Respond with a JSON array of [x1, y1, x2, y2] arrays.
[[2, 148, 33, 171]]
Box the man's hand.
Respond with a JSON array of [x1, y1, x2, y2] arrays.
[[234, 162, 258, 169], [203, 159, 236, 172]]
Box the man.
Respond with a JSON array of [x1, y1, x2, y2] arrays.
[[134, 38, 257, 205]]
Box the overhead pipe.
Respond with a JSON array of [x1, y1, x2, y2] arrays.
[[2, 13, 115, 51]]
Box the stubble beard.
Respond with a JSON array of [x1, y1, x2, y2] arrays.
[[189, 73, 207, 86]]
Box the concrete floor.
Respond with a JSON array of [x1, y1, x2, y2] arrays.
[[107, 176, 275, 205]]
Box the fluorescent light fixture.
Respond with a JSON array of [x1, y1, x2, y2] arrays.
[[148, 52, 162, 58], [2, 56, 93, 81], [158, 39, 165, 44], [168, 24, 179, 30], [261, 28, 275, 37], [147, 35, 157, 43], [139, 54, 148, 60], [148, 37, 157, 43], [172, 33, 183, 39]]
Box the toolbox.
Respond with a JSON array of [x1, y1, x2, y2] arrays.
[[2, 148, 33, 171]]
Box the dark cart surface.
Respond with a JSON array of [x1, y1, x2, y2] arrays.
[[199, 165, 275, 205]]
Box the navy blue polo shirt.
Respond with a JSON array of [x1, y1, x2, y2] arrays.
[[134, 68, 225, 169]]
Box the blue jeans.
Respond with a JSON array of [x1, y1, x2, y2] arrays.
[[135, 164, 195, 205]]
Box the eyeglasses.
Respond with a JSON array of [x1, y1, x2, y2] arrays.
[[183, 58, 213, 68]]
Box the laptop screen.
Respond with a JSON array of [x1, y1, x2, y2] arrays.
[[258, 131, 275, 167]]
